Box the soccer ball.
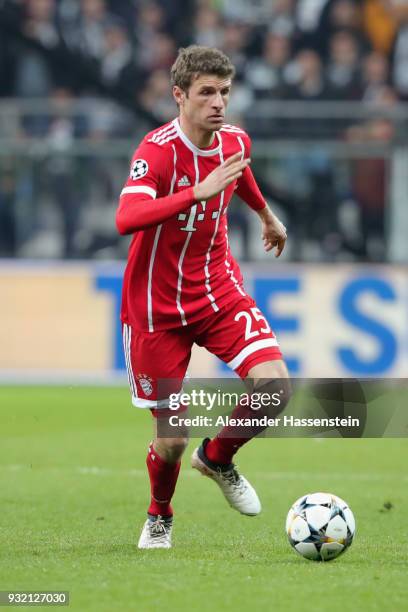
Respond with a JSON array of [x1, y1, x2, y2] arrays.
[[286, 492, 355, 561]]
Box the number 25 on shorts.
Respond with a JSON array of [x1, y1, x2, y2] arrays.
[[235, 307, 271, 340]]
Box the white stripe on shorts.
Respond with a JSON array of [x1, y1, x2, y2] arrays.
[[131, 396, 171, 409], [123, 324, 137, 398], [227, 338, 280, 371]]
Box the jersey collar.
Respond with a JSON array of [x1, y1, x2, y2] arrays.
[[173, 118, 221, 157]]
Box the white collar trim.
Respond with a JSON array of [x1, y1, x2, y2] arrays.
[[173, 118, 221, 156]]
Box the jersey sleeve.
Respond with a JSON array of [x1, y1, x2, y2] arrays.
[[122, 140, 169, 200], [116, 140, 196, 234], [235, 132, 267, 212]]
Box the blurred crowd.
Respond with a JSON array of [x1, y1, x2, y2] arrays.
[[1, 0, 407, 261], [1, 0, 407, 120]]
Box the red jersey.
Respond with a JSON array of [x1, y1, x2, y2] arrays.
[[117, 118, 266, 332]]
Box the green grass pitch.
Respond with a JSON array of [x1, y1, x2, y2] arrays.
[[1, 386, 407, 611]]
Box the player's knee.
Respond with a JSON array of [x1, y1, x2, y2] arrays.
[[156, 437, 189, 461], [170, 437, 189, 455], [252, 377, 292, 417]]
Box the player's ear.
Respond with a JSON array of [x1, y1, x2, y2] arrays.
[[173, 85, 185, 107]]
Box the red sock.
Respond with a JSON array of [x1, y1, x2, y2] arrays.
[[205, 401, 265, 465], [146, 443, 181, 517], [205, 379, 290, 465], [205, 435, 247, 466]]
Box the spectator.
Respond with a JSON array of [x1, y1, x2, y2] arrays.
[[194, 6, 223, 48], [139, 32, 176, 73], [284, 49, 337, 138], [266, 48, 339, 257], [44, 88, 88, 258], [359, 51, 390, 101], [363, 0, 398, 54], [391, 7, 408, 99], [77, 0, 112, 60], [344, 86, 398, 259], [99, 19, 133, 88], [134, 1, 167, 70], [325, 30, 362, 99], [23, 0, 59, 48], [316, 0, 364, 55], [362, 3, 408, 98], [295, 0, 331, 49], [245, 32, 293, 99], [139, 69, 175, 123], [286, 49, 332, 102], [14, 0, 59, 98], [157, 0, 195, 45], [57, 0, 81, 49], [269, 0, 297, 38], [329, 0, 361, 30], [220, 21, 251, 80]]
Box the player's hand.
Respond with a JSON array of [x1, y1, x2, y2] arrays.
[[194, 152, 250, 201], [258, 206, 287, 257]]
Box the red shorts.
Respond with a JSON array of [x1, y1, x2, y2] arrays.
[[122, 294, 282, 409]]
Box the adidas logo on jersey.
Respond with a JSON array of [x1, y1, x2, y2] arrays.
[[177, 175, 191, 187]]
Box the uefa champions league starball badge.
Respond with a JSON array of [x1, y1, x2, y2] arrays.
[[130, 159, 149, 180]]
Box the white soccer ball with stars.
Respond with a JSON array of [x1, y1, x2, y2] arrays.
[[286, 492, 355, 561]]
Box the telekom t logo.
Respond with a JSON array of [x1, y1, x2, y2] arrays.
[[178, 201, 219, 231]]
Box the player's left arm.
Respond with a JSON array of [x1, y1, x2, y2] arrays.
[[235, 134, 287, 257]]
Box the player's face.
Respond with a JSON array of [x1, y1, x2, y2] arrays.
[[174, 74, 232, 131]]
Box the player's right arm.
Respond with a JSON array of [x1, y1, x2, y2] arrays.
[[116, 141, 195, 235], [116, 144, 249, 235]]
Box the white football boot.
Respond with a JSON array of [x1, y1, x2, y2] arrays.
[[191, 439, 261, 516], [138, 515, 173, 549]]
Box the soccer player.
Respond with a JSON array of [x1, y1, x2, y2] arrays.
[[116, 45, 290, 549]]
